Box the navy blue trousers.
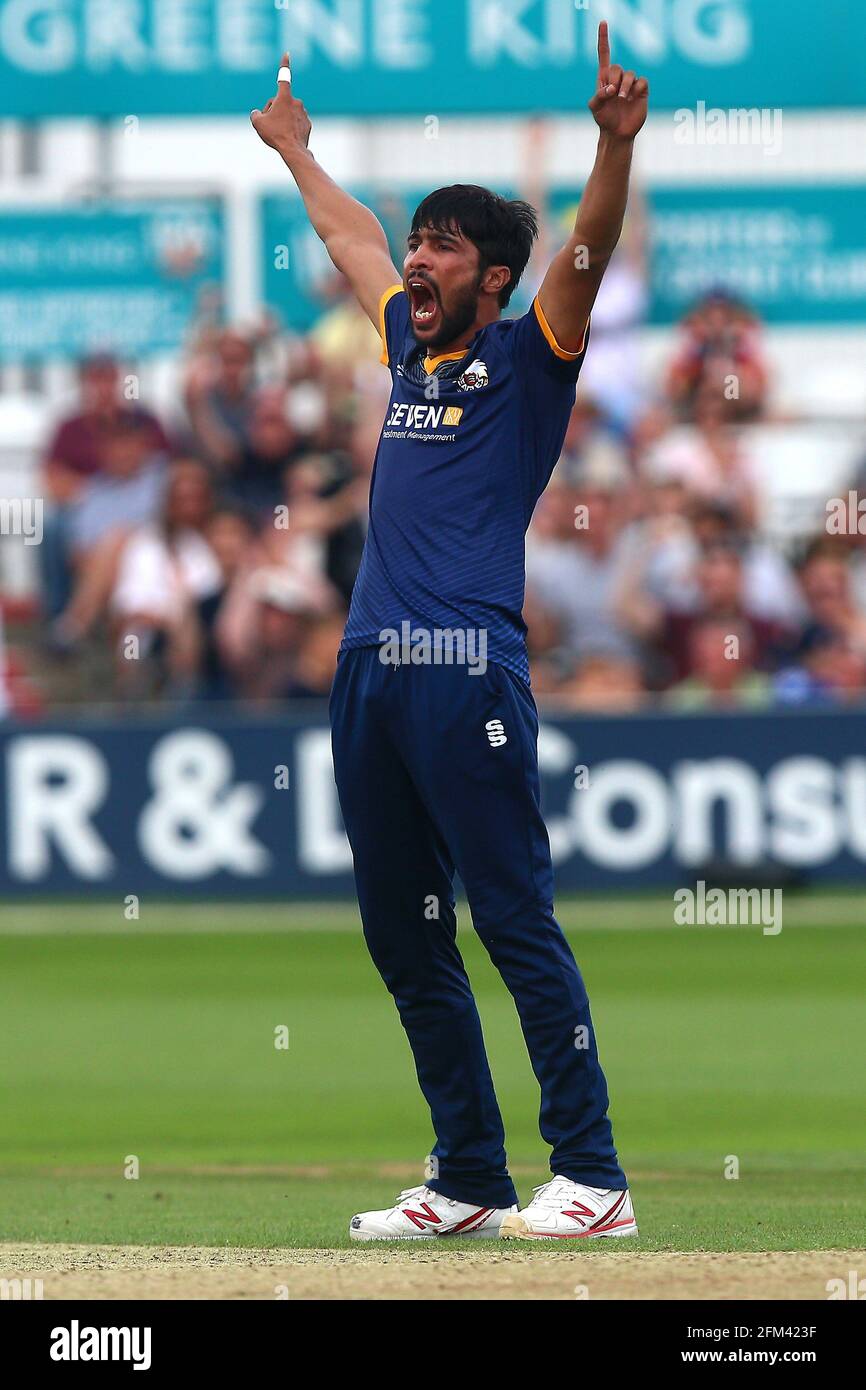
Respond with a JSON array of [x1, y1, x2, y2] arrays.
[[329, 646, 626, 1209]]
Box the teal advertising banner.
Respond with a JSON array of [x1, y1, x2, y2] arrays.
[[260, 189, 355, 335], [0, 0, 863, 118], [549, 184, 866, 326], [644, 185, 866, 326], [265, 182, 866, 333], [0, 200, 224, 361]]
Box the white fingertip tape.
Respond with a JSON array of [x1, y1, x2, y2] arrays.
[[278, 66, 292, 83]]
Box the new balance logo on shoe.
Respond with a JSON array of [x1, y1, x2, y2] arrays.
[[402, 1201, 444, 1231], [562, 1203, 595, 1224], [486, 719, 507, 748]]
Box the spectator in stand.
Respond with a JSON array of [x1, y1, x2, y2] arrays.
[[619, 539, 791, 688], [525, 478, 639, 677], [641, 389, 760, 532], [615, 477, 697, 617], [774, 625, 866, 706], [318, 442, 367, 605], [666, 617, 771, 710], [223, 386, 307, 518], [40, 354, 170, 617], [544, 654, 646, 712], [795, 539, 866, 648], [308, 271, 385, 391], [183, 328, 258, 472], [665, 290, 768, 423], [214, 487, 342, 695], [259, 456, 362, 609], [217, 569, 323, 704], [105, 460, 221, 698], [688, 502, 805, 627], [53, 458, 218, 692], [196, 506, 263, 700], [555, 398, 631, 489], [283, 615, 346, 700], [617, 490, 804, 639], [66, 413, 169, 556], [48, 417, 172, 653]]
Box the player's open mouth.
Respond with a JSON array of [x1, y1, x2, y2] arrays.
[[407, 279, 439, 326]]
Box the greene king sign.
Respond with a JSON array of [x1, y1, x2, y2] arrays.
[[0, 0, 861, 118]]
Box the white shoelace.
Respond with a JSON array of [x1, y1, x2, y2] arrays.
[[394, 1185, 455, 1209], [527, 1176, 587, 1209]]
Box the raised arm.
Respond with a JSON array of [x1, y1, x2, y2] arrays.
[[537, 22, 648, 353], [251, 55, 400, 326]]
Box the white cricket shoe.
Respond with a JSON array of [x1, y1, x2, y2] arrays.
[[500, 1176, 638, 1240], [350, 1185, 517, 1241]]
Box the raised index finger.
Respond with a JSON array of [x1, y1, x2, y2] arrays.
[[597, 21, 611, 76], [277, 50, 292, 94]]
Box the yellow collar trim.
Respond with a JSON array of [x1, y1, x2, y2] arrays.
[[423, 348, 471, 373]]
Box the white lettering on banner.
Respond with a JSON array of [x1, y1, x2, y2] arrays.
[[470, 0, 751, 69], [536, 739, 866, 872], [765, 757, 840, 865], [6, 729, 866, 885], [216, 0, 271, 70], [84, 0, 149, 70], [0, 0, 75, 71], [598, 0, 750, 64], [470, 0, 545, 65], [373, 0, 431, 69], [152, 0, 210, 73], [590, 0, 662, 62], [669, 0, 750, 64], [137, 730, 269, 878], [7, 736, 113, 879], [572, 761, 671, 870], [276, 0, 362, 67], [295, 730, 354, 874], [0, 0, 753, 78], [672, 759, 764, 865], [1, 0, 287, 74]]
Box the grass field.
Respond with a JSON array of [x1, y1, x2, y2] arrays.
[[1, 895, 864, 1298]]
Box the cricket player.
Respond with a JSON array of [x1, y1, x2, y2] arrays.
[[252, 23, 648, 1241]]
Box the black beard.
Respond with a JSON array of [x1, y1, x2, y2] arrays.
[[412, 279, 482, 352]]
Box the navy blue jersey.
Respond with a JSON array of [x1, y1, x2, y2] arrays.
[[341, 285, 589, 684]]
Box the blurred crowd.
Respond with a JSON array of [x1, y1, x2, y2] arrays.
[[21, 274, 866, 714]]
